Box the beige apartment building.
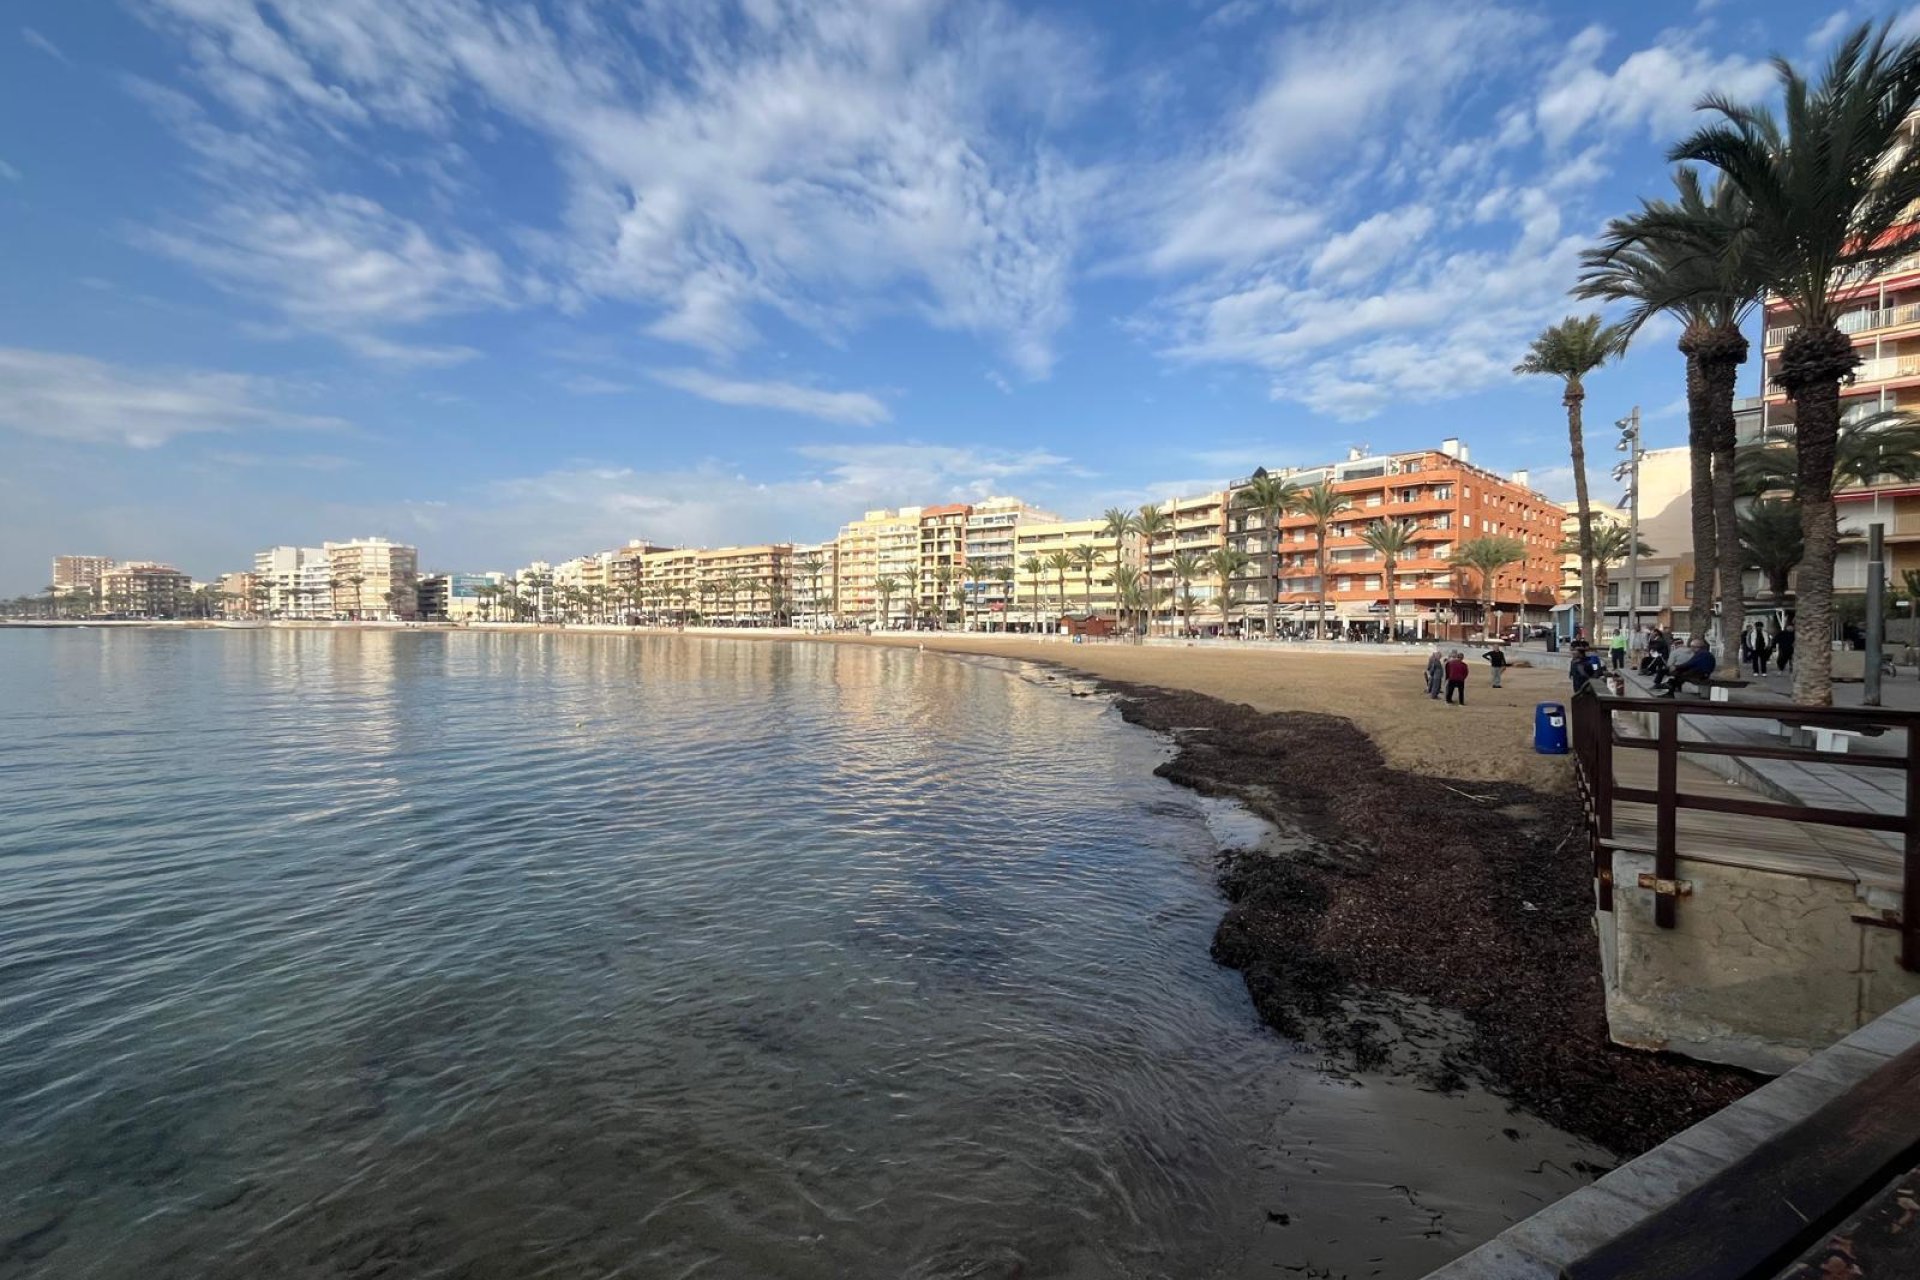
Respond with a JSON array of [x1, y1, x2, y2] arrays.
[[835, 507, 922, 626], [695, 544, 793, 624], [100, 561, 193, 618], [638, 547, 702, 618], [324, 538, 420, 620], [965, 496, 1060, 624], [1142, 491, 1229, 622], [1014, 518, 1137, 627], [918, 503, 971, 619], [217, 571, 258, 616], [52, 555, 114, 598]]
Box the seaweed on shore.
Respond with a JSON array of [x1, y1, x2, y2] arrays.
[[1095, 677, 1759, 1158]]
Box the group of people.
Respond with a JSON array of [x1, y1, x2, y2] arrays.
[[1423, 644, 1509, 705], [1740, 620, 1795, 674]]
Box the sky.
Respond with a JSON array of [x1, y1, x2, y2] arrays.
[[2, 0, 1914, 591]]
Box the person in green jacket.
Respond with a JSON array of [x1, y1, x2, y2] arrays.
[[1608, 629, 1628, 671]]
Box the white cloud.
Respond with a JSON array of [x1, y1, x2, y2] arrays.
[[0, 158, 19, 183], [0, 348, 346, 448], [1534, 25, 1776, 148], [648, 367, 891, 426], [134, 0, 1092, 377], [1309, 206, 1436, 287], [21, 26, 70, 65], [139, 191, 514, 356]]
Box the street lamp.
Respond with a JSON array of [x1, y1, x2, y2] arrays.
[[1613, 406, 1643, 641]]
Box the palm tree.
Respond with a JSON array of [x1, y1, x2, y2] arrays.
[[1579, 167, 1763, 658], [1671, 20, 1920, 702], [1100, 507, 1136, 624], [1455, 535, 1530, 636], [949, 573, 967, 630], [1205, 547, 1250, 637], [1556, 521, 1657, 621], [1107, 564, 1143, 640], [671, 586, 691, 629], [1135, 503, 1174, 637], [1020, 555, 1045, 631], [1515, 315, 1628, 633], [1737, 411, 1920, 496], [992, 565, 1015, 632], [875, 575, 900, 629], [1232, 471, 1299, 639], [1360, 519, 1416, 642], [1168, 552, 1204, 637], [1043, 551, 1072, 631], [931, 565, 955, 629], [1739, 499, 1804, 603], [797, 557, 825, 630], [1292, 480, 1353, 639], [1069, 545, 1101, 619]]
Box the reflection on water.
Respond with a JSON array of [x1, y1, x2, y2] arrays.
[[0, 630, 1603, 1279]]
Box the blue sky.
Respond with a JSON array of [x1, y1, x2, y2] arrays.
[[1, 0, 1912, 591]]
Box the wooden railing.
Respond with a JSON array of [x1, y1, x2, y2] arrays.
[[1569, 692, 1920, 970]]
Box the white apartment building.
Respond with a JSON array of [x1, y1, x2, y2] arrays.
[[965, 496, 1060, 625], [253, 546, 333, 618]]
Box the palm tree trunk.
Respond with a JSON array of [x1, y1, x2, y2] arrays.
[[1566, 381, 1597, 634], [1679, 342, 1718, 647], [1385, 560, 1396, 642], [1316, 537, 1329, 639], [1780, 326, 1856, 706], [1701, 330, 1748, 675], [1267, 529, 1278, 641]]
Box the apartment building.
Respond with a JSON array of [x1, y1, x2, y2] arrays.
[[1225, 440, 1563, 638], [51, 555, 114, 597], [217, 571, 258, 616], [695, 544, 794, 624], [964, 497, 1060, 624], [636, 547, 702, 618], [253, 546, 332, 618], [606, 541, 667, 615], [1013, 518, 1136, 627], [1141, 491, 1229, 622], [416, 572, 501, 622], [100, 561, 193, 618], [835, 507, 921, 626], [323, 537, 419, 620], [918, 503, 971, 619], [791, 542, 838, 629]]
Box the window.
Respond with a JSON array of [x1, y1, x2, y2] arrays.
[[1640, 580, 1661, 606], [1337, 576, 1352, 591], [1365, 494, 1383, 507], [1431, 514, 1451, 530], [1433, 485, 1453, 500], [1463, 515, 1473, 528], [1684, 581, 1695, 600], [1364, 576, 1381, 590], [1606, 583, 1621, 607]]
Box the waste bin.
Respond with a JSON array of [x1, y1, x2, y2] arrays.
[[1545, 631, 1558, 653], [1534, 702, 1569, 755]]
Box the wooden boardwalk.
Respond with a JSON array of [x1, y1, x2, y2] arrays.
[[1609, 745, 1906, 896]]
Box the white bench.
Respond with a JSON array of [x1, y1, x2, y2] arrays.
[[1772, 720, 1884, 753]]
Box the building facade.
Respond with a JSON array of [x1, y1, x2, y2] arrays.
[[695, 544, 793, 624], [100, 562, 193, 618], [52, 555, 114, 598], [1225, 441, 1564, 638], [964, 496, 1060, 626], [253, 546, 332, 618], [791, 542, 838, 629], [1013, 518, 1136, 627], [323, 538, 419, 620]]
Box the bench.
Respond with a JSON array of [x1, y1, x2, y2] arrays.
[[1771, 719, 1888, 753]]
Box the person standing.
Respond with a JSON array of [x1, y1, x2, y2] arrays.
[[1425, 647, 1445, 699], [1609, 630, 1627, 671], [1750, 622, 1771, 675], [1444, 651, 1470, 704], [1776, 622, 1795, 673], [1484, 644, 1509, 689]]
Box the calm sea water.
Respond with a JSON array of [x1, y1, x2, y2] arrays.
[[0, 629, 1601, 1279]]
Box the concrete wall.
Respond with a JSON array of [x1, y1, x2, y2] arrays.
[[1600, 850, 1920, 1074]]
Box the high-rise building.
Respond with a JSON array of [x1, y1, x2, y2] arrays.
[[51, 555, 114, 596], [1225, 440, 1564, 639], [1014, 518, 1136, 628], [217, 571, 259, 617], [1142, 491, 1228, 627], [791, 542, 838, 629], [324, 538, 419, 620], [253, 546, 332, 618], [99, 562, 193, 618], [695, 544, 793, 624], [918, 503, 972, 620], [834, 507, 920, 626], [963, 496, 1059, 625]]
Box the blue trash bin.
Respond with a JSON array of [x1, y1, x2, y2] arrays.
[[1534, 702, 1569, 755]]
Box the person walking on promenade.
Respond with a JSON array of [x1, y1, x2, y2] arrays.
[[1444, 650, 1470, 704], [1777, 622, 1796, 673], [1425, 647, 1445, 699], [1485, 644, 1508, 689], [1609, 630, 1627, 671], [1629, 624, 1648, 670], [1750, 623, 1772, 676]]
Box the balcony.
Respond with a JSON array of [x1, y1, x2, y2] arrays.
[[1855, 353, 1920, 383], [1766, 301, 1920, 349]]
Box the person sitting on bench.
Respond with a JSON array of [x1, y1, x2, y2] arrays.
[[1658, 636, 1716, 697]]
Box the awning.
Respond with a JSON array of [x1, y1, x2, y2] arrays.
[[1550, 602, 1580, 613]]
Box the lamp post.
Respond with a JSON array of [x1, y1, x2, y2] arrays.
[[1613, 406, 1643, 641]]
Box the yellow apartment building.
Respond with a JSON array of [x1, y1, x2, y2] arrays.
[[791, 542, 838, 629], [1014, 518, 1137, 628], [696, 544, 794, 624]]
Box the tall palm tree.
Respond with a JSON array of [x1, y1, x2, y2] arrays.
[[1069, 545, 1101, 618], [1515, 314, 1628, 633], [671, 586, 692, 629], [1455, 536, 1529, 636], [1107, 564, 1143, 641], [1671, 19, 1920, 702], [1738, 499, 1804, 604], [1168, 551, 1204, 637], [1205, 547, 1250, 637], [932, 565, 955, 629], [1044, 550, 1072, 631], [992, 565, 1015, 632], [1020, 555, 1045, 631], [1100, 507, 1136, 626], [875, 575, 899, 629], [798, 557, 825, 630], [1360, 519, 1416, 642], [1293, 480, 1353, 639], [949, 573, 967, 631], [1232, 472, 1299, 639], [1555, 521, 1657, 620], [1135, 503, 1174, 637], [1579, 167, 1763, 658]]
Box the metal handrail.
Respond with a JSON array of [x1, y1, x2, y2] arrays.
[[1570, 692, 1920, 968]]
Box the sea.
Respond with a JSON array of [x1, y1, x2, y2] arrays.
[[0, 628, 1603, 1279]]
